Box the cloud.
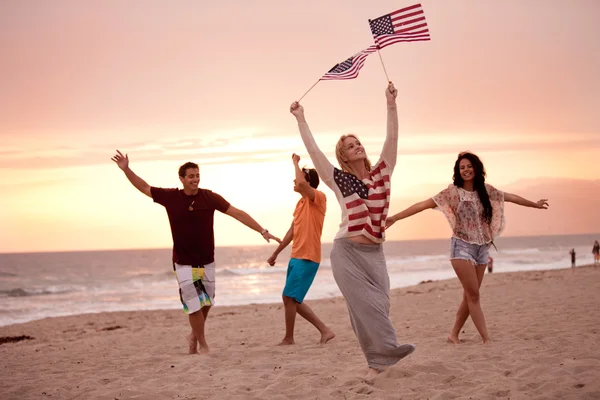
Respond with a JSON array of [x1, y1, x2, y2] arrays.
[[0, 129, 597, 169]]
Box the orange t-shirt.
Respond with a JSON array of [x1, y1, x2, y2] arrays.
[[290, 190, 326, 263]]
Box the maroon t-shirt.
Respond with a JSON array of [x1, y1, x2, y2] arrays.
[[151, 187, 230, 266]]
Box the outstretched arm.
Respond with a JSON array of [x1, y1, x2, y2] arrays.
[[386, 198, 436, 229], [111, 150, 151, 198], [504, 193, 549, 209], [380, 82, 399, 170], [267, 222, 294, 266], [224, 205, 282, 243], [290, 102, 334, 185]]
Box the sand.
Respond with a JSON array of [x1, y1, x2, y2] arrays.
[[1, 265, 600, 399]]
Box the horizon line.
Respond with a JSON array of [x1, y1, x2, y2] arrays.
[[1, 232, 598, 256]]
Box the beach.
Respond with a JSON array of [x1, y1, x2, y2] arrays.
[[1, 265, 599, 399]]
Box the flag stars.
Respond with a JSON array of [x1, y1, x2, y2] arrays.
[[334, 169, 369, 199], [369, 15, 395, 36], [330, 58, 354, 74]]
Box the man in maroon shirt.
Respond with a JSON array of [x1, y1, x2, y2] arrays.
[[112, 150, 281, 354]]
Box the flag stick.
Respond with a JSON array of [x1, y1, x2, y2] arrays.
[[369, 19, 391, 82], [298, 79, 320, 102], [376, 49, 390, 82]]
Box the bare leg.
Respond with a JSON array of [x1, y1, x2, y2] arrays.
[[187, 306, 210, 354], [451, 260, 491, 344], [447, 293, 469, 345], [278, 296, 297, 345], [448, 265, 486, 344], [188, 306, 211, 353], [296, 302, 335, 344], [202, 306, 210, 320], [187, 331, 198, 354]]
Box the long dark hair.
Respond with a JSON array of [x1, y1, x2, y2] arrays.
[[453, 152, 493, 225]]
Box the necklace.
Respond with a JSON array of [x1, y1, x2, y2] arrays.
[[188, 200, 195, 211]]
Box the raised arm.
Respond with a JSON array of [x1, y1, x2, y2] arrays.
[[292, 153, 315, 201], [111, 150, 151, 198], [267, 222, 294, 266], [504, 193, 549, 209], [380, 82, 399, 170], [385, 198, 436, 229], [224, 205, 282, 243], [290, 102, 334, 185]]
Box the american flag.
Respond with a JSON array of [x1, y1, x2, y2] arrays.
[[369, 3, 430, 49], [320, 45, 378, 81], [334, 161, 391, 241]]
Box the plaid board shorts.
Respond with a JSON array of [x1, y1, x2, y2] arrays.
[[173, 262, 215, 314]]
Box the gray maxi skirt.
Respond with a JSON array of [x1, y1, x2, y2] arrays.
[[330, 238, 415, 370]]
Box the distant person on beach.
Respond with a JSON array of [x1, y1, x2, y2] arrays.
[[386, 151, 549, 344], [487, 256, 494, 273], [267, 153, 335, 346], [111, 150, 281, 355], [570, 248, 576, 268], [290, 82, 416, 381], [592, 241, 599, 266]]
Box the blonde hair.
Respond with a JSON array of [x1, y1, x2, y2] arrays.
[[335, 134, 372, 177]]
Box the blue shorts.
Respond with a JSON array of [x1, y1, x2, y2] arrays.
[[282, 258, 319, 304], [450, 237, 490, 266]]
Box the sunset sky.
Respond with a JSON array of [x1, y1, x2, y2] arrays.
[[1, 0, 599, 253]]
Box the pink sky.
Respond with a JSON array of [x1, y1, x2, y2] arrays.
[[1, 1, 599, 252]]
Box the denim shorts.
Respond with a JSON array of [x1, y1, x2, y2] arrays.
[[450, 237, 490, 266]]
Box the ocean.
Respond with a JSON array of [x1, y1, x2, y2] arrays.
[[0, 233, 598, 327]]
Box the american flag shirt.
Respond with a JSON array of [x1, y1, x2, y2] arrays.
[[297, 105, 398, 243]]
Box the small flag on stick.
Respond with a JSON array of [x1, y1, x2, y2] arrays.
[[320, 45, 378, 81], [369, 3, 431, 50], [297, 45, 378, 101]]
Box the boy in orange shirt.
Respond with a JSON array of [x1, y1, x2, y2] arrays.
[[268, 154, 335, 345]]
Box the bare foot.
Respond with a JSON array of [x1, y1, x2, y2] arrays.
[[364, 368, 380, 382], [319, 329, 336, 344], [187, 333, 198, 354], [277, 338, 295, 346], [447, 335, 461, 344], [482, 338, 492, 345], [198, 345, 209, 355]]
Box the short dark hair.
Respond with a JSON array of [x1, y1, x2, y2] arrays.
[[178, 162, 199, 178], [302, 168, 320, 189]]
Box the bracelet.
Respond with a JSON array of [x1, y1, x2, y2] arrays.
[[261, 229, 268, 235]]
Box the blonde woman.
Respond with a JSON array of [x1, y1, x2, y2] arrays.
[[290, 82, 415, 380]]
